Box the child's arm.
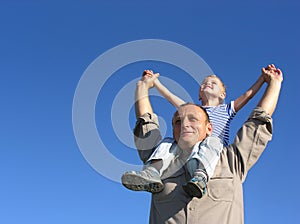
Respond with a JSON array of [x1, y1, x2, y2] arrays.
[[154, 78, 186, 109], [233, 72, 266, 113]]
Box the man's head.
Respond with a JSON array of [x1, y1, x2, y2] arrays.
[[172, 103, 213, 151], [198, 74, 226, 103]]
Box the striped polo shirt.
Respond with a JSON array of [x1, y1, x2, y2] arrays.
[[203, 101, 236, 146]]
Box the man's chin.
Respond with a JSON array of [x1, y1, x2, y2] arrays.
[[178, 138, 196, 149]]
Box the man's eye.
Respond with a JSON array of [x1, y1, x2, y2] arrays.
[[175, 120, 181, 125]]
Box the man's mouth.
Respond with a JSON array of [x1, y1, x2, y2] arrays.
[[181, 131, 194, 135]]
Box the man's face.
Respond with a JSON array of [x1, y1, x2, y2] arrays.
[[172, 104, 212, 150]]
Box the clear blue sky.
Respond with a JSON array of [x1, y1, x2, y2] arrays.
[[1, 0, 299, 223]]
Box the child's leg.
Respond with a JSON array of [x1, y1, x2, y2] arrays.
[[145, 138, 178, 175], [183, 136, 223, 198], [188, 136, 223, 179], [121, 138, 178, 193]]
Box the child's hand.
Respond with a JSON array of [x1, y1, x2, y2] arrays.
[[261, 64, 283, 84], [139, 70, 160, 89]]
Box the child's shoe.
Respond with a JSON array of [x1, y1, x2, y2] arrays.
[[183, 172, 207, 198], [121, 166, 164, 193]]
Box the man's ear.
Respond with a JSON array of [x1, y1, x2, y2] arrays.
[[207, 123, 213, 135]]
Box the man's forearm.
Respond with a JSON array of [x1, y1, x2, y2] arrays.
[[135, 81, 153, 118], [257, 80, 282, 116]]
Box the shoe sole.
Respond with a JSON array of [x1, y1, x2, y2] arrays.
[[121, 173, 164, 193], [183, 182, 204, 198]]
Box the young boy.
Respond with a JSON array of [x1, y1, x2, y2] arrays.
[[122, 66, 270, 198]]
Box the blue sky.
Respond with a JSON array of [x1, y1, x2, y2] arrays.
[[1, 0, 299, 223]]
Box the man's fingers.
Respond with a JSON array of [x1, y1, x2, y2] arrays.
[[143, 70, 154, 76]]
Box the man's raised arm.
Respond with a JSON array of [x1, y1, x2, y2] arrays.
[[257, 64, 283, 116], [135, 70, 159, 118]]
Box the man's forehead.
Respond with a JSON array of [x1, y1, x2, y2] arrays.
[[173, 104, 203, 117]]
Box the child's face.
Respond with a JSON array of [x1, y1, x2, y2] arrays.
[[199, 76, 225, 101]]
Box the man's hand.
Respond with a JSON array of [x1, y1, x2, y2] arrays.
[[138, 70, 160, 89], [262, 64, 283, 84]]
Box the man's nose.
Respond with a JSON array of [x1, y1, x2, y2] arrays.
[[181, 117, 190, 127]]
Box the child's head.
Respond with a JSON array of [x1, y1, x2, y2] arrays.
[[198, 74, 226, 104]]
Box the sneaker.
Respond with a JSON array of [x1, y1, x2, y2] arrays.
[[121, 166, 164, 193], [183, 175, 207, 198]]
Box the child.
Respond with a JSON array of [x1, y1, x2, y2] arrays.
[[122, 67, 269, 198]]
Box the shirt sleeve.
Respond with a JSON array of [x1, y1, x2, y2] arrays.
[[133, 113, 162, 163], [229, 107, 273, 182], [228, 100, 237, 118]]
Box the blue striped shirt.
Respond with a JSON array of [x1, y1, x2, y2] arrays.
[[204, 101, 236, 146]]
